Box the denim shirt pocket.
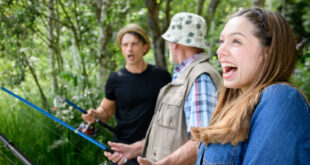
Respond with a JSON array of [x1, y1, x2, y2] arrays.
[[201, 143, 239, 165]]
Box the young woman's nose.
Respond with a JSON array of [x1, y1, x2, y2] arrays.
[[217, 43, 228, 60]]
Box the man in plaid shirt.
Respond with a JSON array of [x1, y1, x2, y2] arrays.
[[173, 53, 218, 134], [104, 12, 221, 165]]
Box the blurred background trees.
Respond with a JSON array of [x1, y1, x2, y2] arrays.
[[0, 0, 309, 164]]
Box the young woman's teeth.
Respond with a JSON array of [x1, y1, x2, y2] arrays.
[[222, 63, 237, 73]]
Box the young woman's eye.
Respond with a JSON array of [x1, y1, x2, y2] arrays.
[[219, 39, 224, 45], [232, 39, 241, 44]]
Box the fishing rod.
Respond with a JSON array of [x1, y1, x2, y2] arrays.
[[0, 132, 33, 165], [0, 86, 114, 154], [54, 96, 116, 134], [54, 98, 135, 164]]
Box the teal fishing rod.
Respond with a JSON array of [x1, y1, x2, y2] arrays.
[[0, 86, 113, 153]]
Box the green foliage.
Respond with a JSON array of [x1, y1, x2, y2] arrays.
[[283, 0, 310, 100], [291, 48, 310, 99], [284, 0, 310, 41], [0, 0, 309, 164], [0, 85, 113, 164]]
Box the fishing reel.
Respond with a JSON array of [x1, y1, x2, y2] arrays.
[[53, 96, 66, 111], [53, 96, 102, 138], [77, 122, 101, 138]]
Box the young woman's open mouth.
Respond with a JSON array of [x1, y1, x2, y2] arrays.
[[221, 63, 237, 79]]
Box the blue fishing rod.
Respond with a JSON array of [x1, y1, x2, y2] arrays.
[[0, 86, 113, 154], [54, 96, 116, 134], [0, 132, 33, 165]]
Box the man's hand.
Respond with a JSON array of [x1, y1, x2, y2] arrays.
[[138, 140, 199, 165], [103, 141, 137, 165], [81, 109, 97, 124], [82, 98, 116, 123], [109, 140, 144, 158], [104, 151, 128, 165], [137, 156, 155, 165], [104, 140, 145, 164]]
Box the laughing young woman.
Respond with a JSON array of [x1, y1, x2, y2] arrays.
[[192, 8, 310, 165]]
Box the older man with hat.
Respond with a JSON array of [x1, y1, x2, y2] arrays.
[[82, 23, 171, 165], [104, 13, 221, 165]]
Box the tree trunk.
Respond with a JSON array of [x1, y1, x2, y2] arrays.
[[21, 52, 49, 110], [48, 0, 58, 96], [162, 0, 172, 33], [54, 5, 65, 95], [28, 61, 49, 110], [196, 0, 205, 15], [205, 0, 220, 35], [93, 0, 113, 91], [281, 0, 286, 16], [204, 0, 220, 56], [252, 0, 265, 8], [58, 0, 88, 91], [145, 0, 167, 68], [207, 20, 216, 56]]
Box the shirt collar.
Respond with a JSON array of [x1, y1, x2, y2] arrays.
[[172, 53, 199, 81]]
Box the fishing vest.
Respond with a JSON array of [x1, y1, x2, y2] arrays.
[[142, 53, 221, 162]]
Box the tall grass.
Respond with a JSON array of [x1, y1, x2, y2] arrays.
[[0, 89, 113, 164]]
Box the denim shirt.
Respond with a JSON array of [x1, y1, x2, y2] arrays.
[[196, 84, 310, 165]]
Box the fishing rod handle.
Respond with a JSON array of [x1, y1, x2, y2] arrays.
[[96, 119, 116, 134], [124, 159, 138, 165], [105, 147, 114, 154], [65, 99, 87, 114], [102, 142, 136, 165]]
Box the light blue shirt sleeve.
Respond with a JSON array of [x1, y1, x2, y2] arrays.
[[184, 73, 218, 133]]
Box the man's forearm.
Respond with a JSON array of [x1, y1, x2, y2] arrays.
[[156, 140, 199, 165], [96, 98, 116, 122], [96, 106, 110, 122]]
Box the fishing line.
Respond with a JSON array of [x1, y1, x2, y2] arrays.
[[1, 87, 137, 165], [23, 109, 97, 160], [0, 133, 33, 165], [2, 87, 110, 149], [1, 88, 109, 164], [6, 100, 99, 163], [0, 148, 16, 165]]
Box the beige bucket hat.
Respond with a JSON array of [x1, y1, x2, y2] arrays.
[[116, 23, 150, 54], [162, 12, 208, 49]]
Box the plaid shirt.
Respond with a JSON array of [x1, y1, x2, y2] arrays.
[[172, 54, 217, 133]]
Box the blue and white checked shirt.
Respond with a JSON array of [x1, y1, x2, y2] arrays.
[[172, 54, 218, 133]]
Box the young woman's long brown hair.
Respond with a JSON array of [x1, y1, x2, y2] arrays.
[[191, 8, 298, 145]]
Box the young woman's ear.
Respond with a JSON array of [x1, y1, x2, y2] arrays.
[[262, 47, 270, 57]]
